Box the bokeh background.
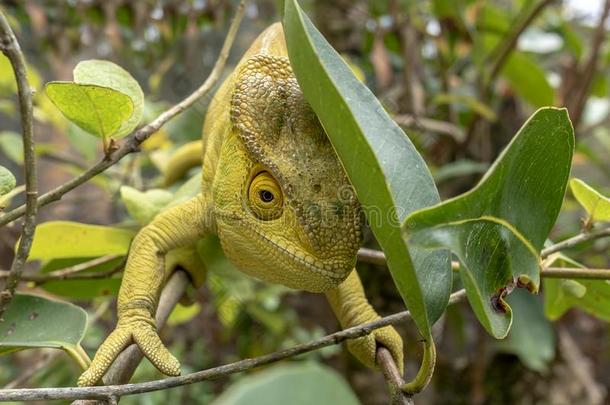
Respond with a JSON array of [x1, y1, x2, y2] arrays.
[[1, 0, 610, 404]]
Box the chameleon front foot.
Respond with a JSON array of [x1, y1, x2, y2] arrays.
[[347, 325, 404, 374], [77, 308, 181, 386]]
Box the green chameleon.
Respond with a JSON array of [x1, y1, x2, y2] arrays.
[[78, 23, 403, 387]]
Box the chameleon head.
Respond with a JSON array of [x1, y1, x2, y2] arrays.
[[212, 54, 362, 293]]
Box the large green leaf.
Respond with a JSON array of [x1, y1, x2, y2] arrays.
[[405, 108, 573, 338], [0, 294, 89, 369], [45, 82, 133, 140], [0, 130, 23, 164], [211, 362, 359, 405], [501, 51, 555, 108], [284, 0, 452, 338], [74, 60, 144, 138], [38, 257, 124, 298], [570, 178, 610, 222], [544, 255, 610, 322], [120, 186, 173, 226], [0, 165, 15, 196], [496, 289, 555, 372], [27, 221, 135, 261]]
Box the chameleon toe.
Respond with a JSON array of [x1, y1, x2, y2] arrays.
[[133, 328, 181, 376]]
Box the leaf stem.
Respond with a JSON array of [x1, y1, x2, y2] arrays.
[[401, 338, 436, 395], [65, 344, 92, 371]]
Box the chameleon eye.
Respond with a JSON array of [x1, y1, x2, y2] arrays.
[[248, 171, 283, 220]]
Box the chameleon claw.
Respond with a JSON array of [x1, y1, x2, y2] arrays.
[[78, 311, 180, 386], [133, 328, 181, 376], [77, 328, 131, 386]]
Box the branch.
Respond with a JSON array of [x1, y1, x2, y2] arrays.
[[541, 225, 610, 258], [393, 114, 465, 142], [0, 0, 247, 228], [376, 347, 413, 405], [0, 255, 123, 284], [566, 0, 610, 129], [0, 10, 39, 319], [541, 267, 610, 280], [462, 0, 556, 148], [486, 0, 556, 83], [0, 289, 468, 402], [359, 225, 610, 269]]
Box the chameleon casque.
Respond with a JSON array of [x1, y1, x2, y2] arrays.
[[78, 23, 403, 386]]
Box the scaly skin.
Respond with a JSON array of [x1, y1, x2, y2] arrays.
[[78, 23, 403, 386]]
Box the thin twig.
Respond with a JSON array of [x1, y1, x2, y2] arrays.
[[376, 347, 413, 405], [0, 289, 468, 402], [0, 255, 122, 284], [565, 0, 610, 129], [394, 114, 465, 142], [462, 0, 555, 149], [0, 10, 39, 319], [3, 351, 60, 389], [0, 0, 247, 228], [486, 0, 556, 83], [541, 226, 610, 258], [359, 225, 610, 268], [541, 267, 610, 279]]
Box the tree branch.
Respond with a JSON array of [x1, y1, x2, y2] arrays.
[[541, 267, 610, 280], [541, 225, 610, 258], [376, 347, 413, 405], [0, 289, 468, 402], [0, 0, 246, 228], [486, 0, 556, 83], [358, 225, 610, 268], [394, 114, 465, 142], [0, 10, 39, 319], [565, 0, 610, 129], [0, 255, 123, 284]]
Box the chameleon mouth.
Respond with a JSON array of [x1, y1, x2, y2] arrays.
[[215, 210, 351, 282]]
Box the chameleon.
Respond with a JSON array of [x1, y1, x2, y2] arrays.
[[78, 23, 403, 386]]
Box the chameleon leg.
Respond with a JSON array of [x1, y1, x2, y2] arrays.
[[78, 194, 211, 386], [165, 245, 207, 288], [325, 270, 404, 373]]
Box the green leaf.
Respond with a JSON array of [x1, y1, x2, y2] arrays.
[[570, 178, 610, 222], [0, 294, 89, 368], [166, 172, 202, 208], [120, 186, 174, 225], [405, 108, 574, 338], [0, 165, 16, 196], [496, 289, 555, 372], [432, 93, 497, 121], [167, 303, 201, 326], [501, 51, 555, 108], [38, 257, 124, 298], [27, 221, 135, 261], [284, 0, 452, 337], [45, 82, 133, 139], [433, 159, 489, 183], [0, 131, 23, 164], [544, 255, 610, 321], [0, 55, 42, 94], [74, 60, 144, 138], [211, 362, 359, 405]]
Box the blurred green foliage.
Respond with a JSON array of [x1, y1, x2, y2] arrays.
[[0, 0, 609, 403]]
